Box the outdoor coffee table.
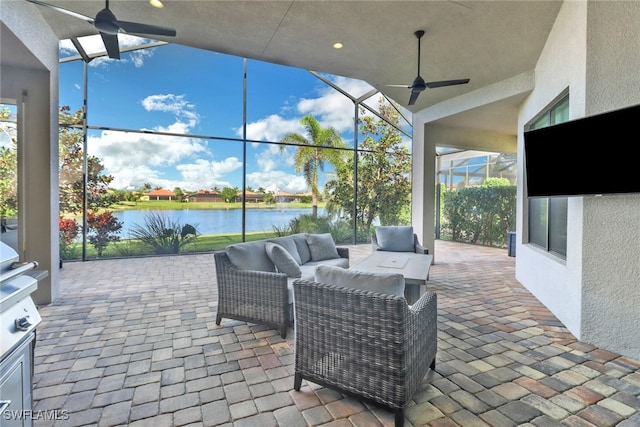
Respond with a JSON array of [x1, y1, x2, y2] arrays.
[[351, 251, 433, 304]]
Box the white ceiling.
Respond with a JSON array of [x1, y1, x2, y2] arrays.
[[11, 0, 563, 135]]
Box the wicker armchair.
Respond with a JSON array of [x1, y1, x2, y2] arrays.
[[214, 246, 349, 338], [371, 226, 429, 254], [214, 251, 290, 338], [292, 279, 437, 427]]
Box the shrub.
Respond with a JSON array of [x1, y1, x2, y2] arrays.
[[59, 217, 80, 259], [442, 186, 516, 247], [129, 212, 198, 254], [288, 214, 332, 234], [273, 214, 365, 244], [87, 211, 123, 257]]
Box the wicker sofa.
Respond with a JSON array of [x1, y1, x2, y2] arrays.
[[214, 233, 349, 338], [292, 266, 437, 427]]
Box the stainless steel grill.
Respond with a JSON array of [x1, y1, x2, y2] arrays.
[[0, 241, 45, 427]]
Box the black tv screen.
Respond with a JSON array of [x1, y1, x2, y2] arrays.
[[524, 104, 640, 198]]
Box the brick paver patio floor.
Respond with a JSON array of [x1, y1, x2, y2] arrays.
[[32, 240, 640, 426]]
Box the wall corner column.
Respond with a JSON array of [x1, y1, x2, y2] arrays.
[[1, 1, 61, 305], [412, 120, 436, 257]]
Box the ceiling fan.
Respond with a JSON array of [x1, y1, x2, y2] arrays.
[[388, 30, 470, 106], [25, 0, 176, 60]]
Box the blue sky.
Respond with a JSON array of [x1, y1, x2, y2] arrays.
[[59, 34, 411, 194]]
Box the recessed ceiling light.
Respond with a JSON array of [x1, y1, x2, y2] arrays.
[[333, 42, 343, 49], [149, 0, 164, 8]]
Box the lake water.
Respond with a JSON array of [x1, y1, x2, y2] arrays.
[[112, 208, 325, 236]]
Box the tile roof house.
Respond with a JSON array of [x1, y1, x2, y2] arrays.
[[145, 189, 176, 201], [187, 190, 223, 203], [274, 191, 298, 203], [235, 190, 264, 203]]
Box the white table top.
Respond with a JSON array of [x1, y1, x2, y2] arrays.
[[351, 251, 433, 285]]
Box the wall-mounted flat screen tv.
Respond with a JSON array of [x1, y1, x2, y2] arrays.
[[524, 104, 640, 198]]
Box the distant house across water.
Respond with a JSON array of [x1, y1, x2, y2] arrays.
[[144, 189, 312, 204], [235, 190, 263, 203], [188, 190, 223, 203], [145, 189, 176, 201], [274, 191, 297, 203]]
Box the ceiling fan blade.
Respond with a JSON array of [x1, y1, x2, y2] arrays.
[[408, 90, 421, 106], [100, 32, 120, 59], [426, 78, 470, 88], [25, 0, 94, 24], [116, 20, 177, 37], [387, 30, 470, 106]]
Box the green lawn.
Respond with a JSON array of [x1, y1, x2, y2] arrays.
[[62, 230, 280, 260]]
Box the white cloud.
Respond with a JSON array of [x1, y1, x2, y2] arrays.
[[246, 145, 308, 193], [246, 170, 308, 194], [176, 158, 243, 191], [107, 157, 242, 192], [255, 144, 294, 172], [297, 76, 375, 133], [141, 94, 200, 126], [241, 75, 377, 142], [244, 114, 303, 142], [142, 94, 190, 114], [88, 131, 206, 190], [89, 130, 207, 171], [257, 156, 277, 173], [108, 164, 163, 190], [127, 48, 154, 68]]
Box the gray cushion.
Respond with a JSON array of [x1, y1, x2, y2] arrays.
[[314, 265, 405, 297], [226, 241, 275, 272], [306, 233, 339, 261], [304, 257, 349, 269], [265, 242, 301, 278], [298, 264, 318, 280], [267, 236, 302, 265], [291, 233, 312, 264], [375, 226, 415, 252]]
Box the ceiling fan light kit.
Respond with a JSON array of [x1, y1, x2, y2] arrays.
[[25, 0, 176, 60], [387, 29, 470, 106]]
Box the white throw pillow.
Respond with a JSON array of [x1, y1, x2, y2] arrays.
[[314, 265, 405, 297], [306, 233, 340, 261], [265, 242, 302, 278]]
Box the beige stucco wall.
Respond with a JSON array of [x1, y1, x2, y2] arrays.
[[517, 0, 640, 359], [580, 1, 640, 358], [517, 0, 588, 338], [1, 1, 60, 304]]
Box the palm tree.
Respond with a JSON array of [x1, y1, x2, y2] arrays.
[[281, 115, 345, 217]]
